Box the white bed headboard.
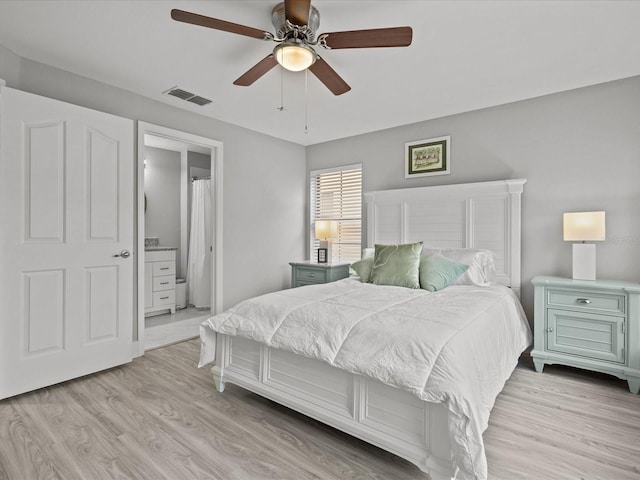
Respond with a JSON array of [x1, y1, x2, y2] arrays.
[[364, 179, 526, 295]]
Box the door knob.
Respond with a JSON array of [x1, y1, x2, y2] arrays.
[[114, 250, 131, 258]]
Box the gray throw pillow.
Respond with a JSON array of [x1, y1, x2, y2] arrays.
[[351, 257, 374, 283]]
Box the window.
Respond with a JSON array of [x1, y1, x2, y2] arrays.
[[310, 164, 362, 263]]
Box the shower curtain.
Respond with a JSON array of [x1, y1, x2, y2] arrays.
[[187, 178, 212, 309]]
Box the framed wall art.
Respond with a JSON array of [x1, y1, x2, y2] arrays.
[[405, 135, 450, 178]]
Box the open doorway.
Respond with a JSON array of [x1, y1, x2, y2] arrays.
[[136, 122, 223, 354]]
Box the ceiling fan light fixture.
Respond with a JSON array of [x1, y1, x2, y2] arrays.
[[172, 4, 412, 95], [274, 40, 316, 72]]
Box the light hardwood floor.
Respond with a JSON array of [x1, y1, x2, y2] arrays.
[[1, 339, 639, 480]]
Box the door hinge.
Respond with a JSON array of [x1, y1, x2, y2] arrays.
[[622, 322, 626, 334]]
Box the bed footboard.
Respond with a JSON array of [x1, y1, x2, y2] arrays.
[[212, 333, 456, 480]]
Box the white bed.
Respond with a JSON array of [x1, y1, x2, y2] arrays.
[[199, 179, 530, 480]]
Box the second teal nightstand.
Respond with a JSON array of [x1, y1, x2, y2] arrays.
[[531, 275, 640, 394]]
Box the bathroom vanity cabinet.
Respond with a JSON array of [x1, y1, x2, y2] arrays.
[[145, 249, 177, 316]]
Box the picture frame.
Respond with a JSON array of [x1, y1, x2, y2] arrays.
[[405, 135, 450, 178], [317, 248, 328, 263]]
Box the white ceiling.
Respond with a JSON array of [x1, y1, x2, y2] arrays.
[[1, 1, 639, 146]]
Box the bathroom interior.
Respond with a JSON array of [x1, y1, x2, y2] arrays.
[[143, 134, 213, 350]]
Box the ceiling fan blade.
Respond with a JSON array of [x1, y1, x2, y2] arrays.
[[171, 9, 270, 40], [319, 27, 413, 49], [233, 55, 279, 86], [284, 0, 311, 26], [308, 57, 351, 96]]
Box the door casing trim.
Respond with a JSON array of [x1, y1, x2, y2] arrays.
[[136, 121, 223, 356]]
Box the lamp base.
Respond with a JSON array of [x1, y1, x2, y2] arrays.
[[572, 243, 596, 280], [318, 239, 331, 263]]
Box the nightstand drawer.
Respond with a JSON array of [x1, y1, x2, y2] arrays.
[[547, 288, 625, 315], [295, 267, 327, 283], [547, 309, 624, 364]]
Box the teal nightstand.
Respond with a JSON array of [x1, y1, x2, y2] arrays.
[[531, 275, 640, 394], [289, 261, 350, 288]]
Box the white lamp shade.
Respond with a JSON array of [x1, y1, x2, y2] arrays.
[[563, 211, 606, 242], [315, 220, 337, 239]]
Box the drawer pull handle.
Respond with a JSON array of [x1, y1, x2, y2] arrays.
[[160, 267, 170, 271], [308, 273, 315, 278], [160, 296, 169, 300], [576, 298, 591, 304], [160, 282, 169, 285], [546, 327, 554, 333]]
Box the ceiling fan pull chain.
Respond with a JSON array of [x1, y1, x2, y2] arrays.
[[277, 65, 285, 111], [304, 69, 309, 134]]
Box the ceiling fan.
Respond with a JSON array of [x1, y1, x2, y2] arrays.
[[171, 0, 413, 96]]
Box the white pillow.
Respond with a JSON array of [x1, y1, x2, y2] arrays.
[[421, 247, 495, 286]]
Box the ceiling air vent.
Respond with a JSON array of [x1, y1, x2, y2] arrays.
[[187, 95, 212, 106], [164, 86, 213, 106]]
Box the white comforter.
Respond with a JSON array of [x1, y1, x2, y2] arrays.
[[200, 278, 532, 480]]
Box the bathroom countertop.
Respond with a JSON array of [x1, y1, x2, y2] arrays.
[[145, 246, 178, 252]]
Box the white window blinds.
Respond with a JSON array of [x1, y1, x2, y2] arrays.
[[310, 165, 362, 263]]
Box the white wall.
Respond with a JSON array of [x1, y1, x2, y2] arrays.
[[0, 44, 307, 311], [307, 76, 640, 321]]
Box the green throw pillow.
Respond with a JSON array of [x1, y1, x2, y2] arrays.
[[370, 242, 423, 289], [419, 255, 469, 292], [351, 257, 374, 283]]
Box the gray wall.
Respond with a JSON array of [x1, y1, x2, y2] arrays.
[[188, 151, 211, 171], [4, 40, 639, 324], [0, 43, 19, 87], [0, 43, 307, 311], [307, 76, 640, 322], [144, 146, 181, 272]]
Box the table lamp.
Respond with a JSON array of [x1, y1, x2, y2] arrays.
[[563, 211, 606, 280], [315, 220, 337, 263]]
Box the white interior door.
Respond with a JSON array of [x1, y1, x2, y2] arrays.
[[0, 86, 134, 400]]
